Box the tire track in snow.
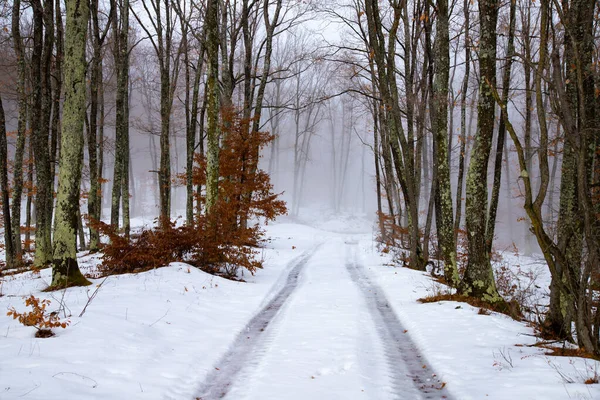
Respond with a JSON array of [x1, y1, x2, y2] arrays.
[[193, 244, 321, 400], [345, 242, 453, 400]]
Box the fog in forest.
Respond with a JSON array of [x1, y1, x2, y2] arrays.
[[116, 77, 535, 251], [119, 84, 378, 221], [0, 12, 540, 253]]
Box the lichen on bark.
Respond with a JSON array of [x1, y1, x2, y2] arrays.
[[51, 0, 91, 288], [461, 0, 502, 302]]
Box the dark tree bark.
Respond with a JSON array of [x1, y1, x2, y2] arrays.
[[461, 0, 503, 302], [364, 0, 425, 270], [88, 0, 111, 249], [0, 95, 15, 269], [205, 0, 220, 216], [24, 142, 34, 253], [111, 0, 131, 237], [49, 0, 63, 199], [11, 0, 27, 262], [430, 0, 458, 285], [454, 0, 472, 243], [30, 0, 54, 267], [486, 0, 517, 254]]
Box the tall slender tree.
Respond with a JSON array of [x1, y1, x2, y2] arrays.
[[111, 0, 131, 236], [11, 0, 28, 262], [431, 0, 458, 285], [461, 0, 502, 302], [364, 0, 425, 270], [454, 0, 472, 242], [88, 0, 112, 249], [205, 0, 220, 216], [0, 95, 15, 269], [30, 0, 54, 267], [486, 0, 517, 254], [131, 0, 182, 227], [51, 0, 91, 287]]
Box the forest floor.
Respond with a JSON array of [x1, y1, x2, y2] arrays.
[[0, 212, 599, 399]]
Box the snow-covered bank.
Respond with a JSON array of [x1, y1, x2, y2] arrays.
[[0, 224, 321, 399], [357, 236, 600, 400], [1, 214, 598, 400]]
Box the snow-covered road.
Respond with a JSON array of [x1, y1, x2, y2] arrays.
[[3, 216, 598, 399], [195, 237, 450, 400]]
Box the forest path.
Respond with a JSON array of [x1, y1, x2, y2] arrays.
[[194, 237, 451, 400]]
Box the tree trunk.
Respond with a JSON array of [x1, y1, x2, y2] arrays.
[[111, 0, 130, 236], [30, 0, 53, 267], [11, 0, 27, 262], [454, 0, 471, 243], [205, 0, 221, 217], [0, 95, 15, 269], [25, 142, 34, 252], [186, 37, 204, 225], [51, 0, 91, 287], [49, 0, 63, 210], [522, 1, 534, 255], [77, 207, 86, 251], [486, 0, 517, 255], [431, 0, 458, 285], [373, 100, 384, 234], [87, 0, 108, 250], [461, 0, 502, 302], [98, 73, 105, 225], [364, 0, 424, 270]]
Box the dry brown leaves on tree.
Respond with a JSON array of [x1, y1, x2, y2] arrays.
[[96, 111, 286, 279]]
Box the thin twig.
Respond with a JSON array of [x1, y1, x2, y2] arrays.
[[79, 276, 109, 318], [18, 383, 40, 397], [149, 308, 170, 327], [52, 372, 98, 388]]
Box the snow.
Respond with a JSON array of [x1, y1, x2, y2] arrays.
[[1, 214, 599, 399], [357, 237, 600, 400], [223, 239, 413, 400], [0, 227, 319, 399]]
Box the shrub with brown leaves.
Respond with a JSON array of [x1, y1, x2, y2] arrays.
[[7, 295, 70, 338], [96, 110, 286, 279]]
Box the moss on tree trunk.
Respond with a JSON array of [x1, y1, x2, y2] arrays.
[[51, 0, 90, 288], [461, 0, 502, 303]]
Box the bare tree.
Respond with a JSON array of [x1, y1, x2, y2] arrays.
[[88, 0, 112, 249], [10, 0, 28, 262], [430, 0, 458, 285], [131, 0, 183, 226], [461, 0, 503, 302], [30, 0, 55, 267], [51, 0, 91, 287], [0, 94, 15, 269]]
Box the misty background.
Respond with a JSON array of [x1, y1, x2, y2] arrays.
[[0, 1, 541, 253]]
